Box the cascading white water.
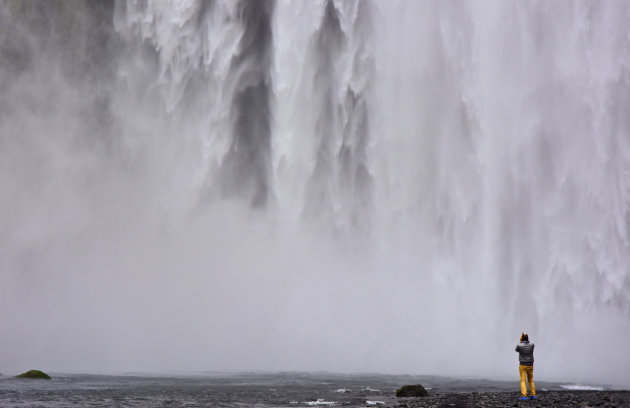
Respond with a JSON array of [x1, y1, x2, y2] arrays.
[[0, 0, 628, 385]]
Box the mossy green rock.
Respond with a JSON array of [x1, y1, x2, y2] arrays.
[[396, 384, 428, 397], [15, 370, 51, 380]]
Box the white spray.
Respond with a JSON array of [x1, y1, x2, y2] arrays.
[[0, 0, 628, 386]]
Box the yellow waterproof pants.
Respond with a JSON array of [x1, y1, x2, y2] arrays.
[[519, 365, 535, 397]]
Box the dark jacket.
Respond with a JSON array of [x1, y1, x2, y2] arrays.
[[515, 341, 535, 366]]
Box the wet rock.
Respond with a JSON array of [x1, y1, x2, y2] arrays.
[[395, 384, 428, 398], [15, 370, 51, 380]]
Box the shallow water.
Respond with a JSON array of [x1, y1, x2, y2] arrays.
[[0, 372, 598, 407]]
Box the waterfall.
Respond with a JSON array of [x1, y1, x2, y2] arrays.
[[300, 0, 374, 232], [0, 0, 629, 384]]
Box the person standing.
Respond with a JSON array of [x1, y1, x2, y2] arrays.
[[515, 332, 536, 400]]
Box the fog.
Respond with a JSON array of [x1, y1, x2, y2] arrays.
[[1, 0, 629, 387]]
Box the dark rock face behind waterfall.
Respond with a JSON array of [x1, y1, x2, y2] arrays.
[[303, 0, 346, 223], [221, 0, 275, 208], [303, 0, 374, 232], [338, 0, 374, 233]]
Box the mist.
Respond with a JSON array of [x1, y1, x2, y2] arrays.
[[1, 0, 629, 387]]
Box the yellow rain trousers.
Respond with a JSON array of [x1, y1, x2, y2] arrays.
[[519, 365, 536, 397]]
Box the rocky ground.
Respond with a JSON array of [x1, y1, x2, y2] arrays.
[[387, 390, 630, 408]]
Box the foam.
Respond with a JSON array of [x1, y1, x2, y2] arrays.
[[560, 385, 604, 391]]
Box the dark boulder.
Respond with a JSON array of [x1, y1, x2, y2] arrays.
[[15, 370, 51, 380], [396, 384, 428, 397]]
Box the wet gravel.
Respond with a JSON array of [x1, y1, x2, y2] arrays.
[[389, 390, 630, 408]]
